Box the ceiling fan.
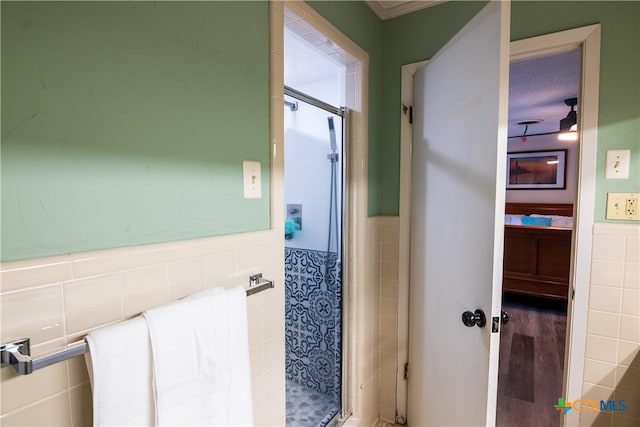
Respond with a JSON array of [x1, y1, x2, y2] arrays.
[[558, 97, 578, 141], [508, 97, 579, 141], [559, 97, 578, 130]]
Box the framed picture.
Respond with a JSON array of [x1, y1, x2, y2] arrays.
[[506, 149, 567, 190]]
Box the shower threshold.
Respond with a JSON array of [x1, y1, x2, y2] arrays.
[[286, 379, 340, 427]]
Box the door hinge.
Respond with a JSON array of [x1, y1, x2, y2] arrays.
[[402, 104, 413, 124], [404, 362, 409, 380]]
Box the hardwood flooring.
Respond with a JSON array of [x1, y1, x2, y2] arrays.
[[496, 294, 567, 427]]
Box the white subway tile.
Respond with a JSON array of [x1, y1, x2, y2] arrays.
[[122, 265, 169, 317], [592, 234, 626, 261], [71, 247, 147, 278], [263, 333, 285, 372], [583, 359, 616, 387], [201, 233, 246, 255], [1, 284, 64, 345], [380, 243, 399, 263], [619, 315, 640, 343], [587, 310, 620, 339], [262, 303, 284, 342], [578, 406, 611, 426], [1, 256, 72, 292], [617, 340, 640, 366], [380, 279, 398, 299], [236, 247, 263, 284], [262, 363, 285, 405], [63, 273, 122, 334], [0, 391, 71, 426], [145, 239, 204, 265], [588, 286, 622, 313], [590, 261, 624, 288], [581, 381, 614, 401], [70, 383, 93, 427], [611, 414, 639, 426], [0, 355, 69, 414], [204, 251, 236, 288], [585, 334, 618, 363], [614, 365, 640, 394], [67, 353, 89, 387], [624, 263, 639, 290], [621, 289, 640, 316], [625, 237, 640, 264], [380, 297, 397, 319], [167, 258, 205, 300], [614, 390, 640, 420]]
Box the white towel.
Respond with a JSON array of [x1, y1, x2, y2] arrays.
[[225, 286, 254, 426], [144, 286, 253, 426], [85, 317, 154, 426]]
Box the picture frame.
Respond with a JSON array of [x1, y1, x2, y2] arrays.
[[506, 149, 567, 190]]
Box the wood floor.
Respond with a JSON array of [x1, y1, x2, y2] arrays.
[[496, 294, 567, 427]]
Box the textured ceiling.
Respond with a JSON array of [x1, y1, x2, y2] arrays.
[[508, 49, 581, 138]]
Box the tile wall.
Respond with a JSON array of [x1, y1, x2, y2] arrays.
[[377, 217, 400, 423], [0, 230, 286, 426], [580, 223, 640, 427], [285, 248, 341, 401]]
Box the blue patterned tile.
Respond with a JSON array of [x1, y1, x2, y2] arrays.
[[285, 247, 342, 403]]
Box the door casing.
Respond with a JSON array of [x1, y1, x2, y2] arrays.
[[396, 24, 601, 426]]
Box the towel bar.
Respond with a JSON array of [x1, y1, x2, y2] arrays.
[[1, 275, 274, 376]]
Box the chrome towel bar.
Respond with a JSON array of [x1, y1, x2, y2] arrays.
[[1, 275, 274, 376]]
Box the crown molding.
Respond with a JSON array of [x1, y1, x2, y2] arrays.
[[365, 1, 446, 21]]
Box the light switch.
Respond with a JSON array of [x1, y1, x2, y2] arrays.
[[243, 161, 261, 199], [605, 149, 630, 179]]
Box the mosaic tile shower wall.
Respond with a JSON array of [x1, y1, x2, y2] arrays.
[[285, 247, 342, 402]]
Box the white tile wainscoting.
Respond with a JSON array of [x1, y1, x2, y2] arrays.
[[1, 230, 286, 426]]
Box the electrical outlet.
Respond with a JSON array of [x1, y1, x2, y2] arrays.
[[606, 193, 640, 220], [626, 197, 638, 216]]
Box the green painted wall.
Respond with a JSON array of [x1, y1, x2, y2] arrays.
[[2, 1, 637, 260], [510, 1, 640, 222], [306, 1, 385, 215], [314, 1, 639, 220], [1, 1, 270, 261]]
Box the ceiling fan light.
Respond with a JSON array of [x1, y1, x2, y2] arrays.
[[558, 124, 578, 141]]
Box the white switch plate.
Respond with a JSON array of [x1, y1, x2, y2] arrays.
[[605, 149, 631, 179], [243, 161, 261, 199], [606, 193, 640, 220]]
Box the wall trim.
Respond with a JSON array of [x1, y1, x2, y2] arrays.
[[272, 1, 371, 423]]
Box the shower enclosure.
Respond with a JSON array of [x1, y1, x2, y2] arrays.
[[284, 87, 344, 427]]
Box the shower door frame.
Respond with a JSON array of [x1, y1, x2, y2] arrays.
[[284, 85, 349, 425]]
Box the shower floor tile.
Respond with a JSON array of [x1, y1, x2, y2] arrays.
[[286, 380, 339, 427]]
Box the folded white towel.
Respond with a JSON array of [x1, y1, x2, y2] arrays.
[[225, 286, 254, 426], [144, 286, 253, 426], [85, 317, 154, 426]]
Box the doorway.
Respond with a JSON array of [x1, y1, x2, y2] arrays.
[[497, 48, 581, 426], [283, 18, 346, 427], [396, 22, 601, 425]]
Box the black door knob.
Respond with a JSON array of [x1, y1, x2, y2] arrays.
[[461, 309, 486, 328], [501, 310, 510, 325]]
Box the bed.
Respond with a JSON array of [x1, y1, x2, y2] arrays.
[[502, 203, 574, 301]]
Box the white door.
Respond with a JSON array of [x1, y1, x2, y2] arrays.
[[407, 2, 510, 426]]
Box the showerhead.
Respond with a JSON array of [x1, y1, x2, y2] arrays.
[[327, 117, 337, 152]]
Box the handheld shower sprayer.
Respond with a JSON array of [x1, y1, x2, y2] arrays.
[[328, 117, 337, 153]]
